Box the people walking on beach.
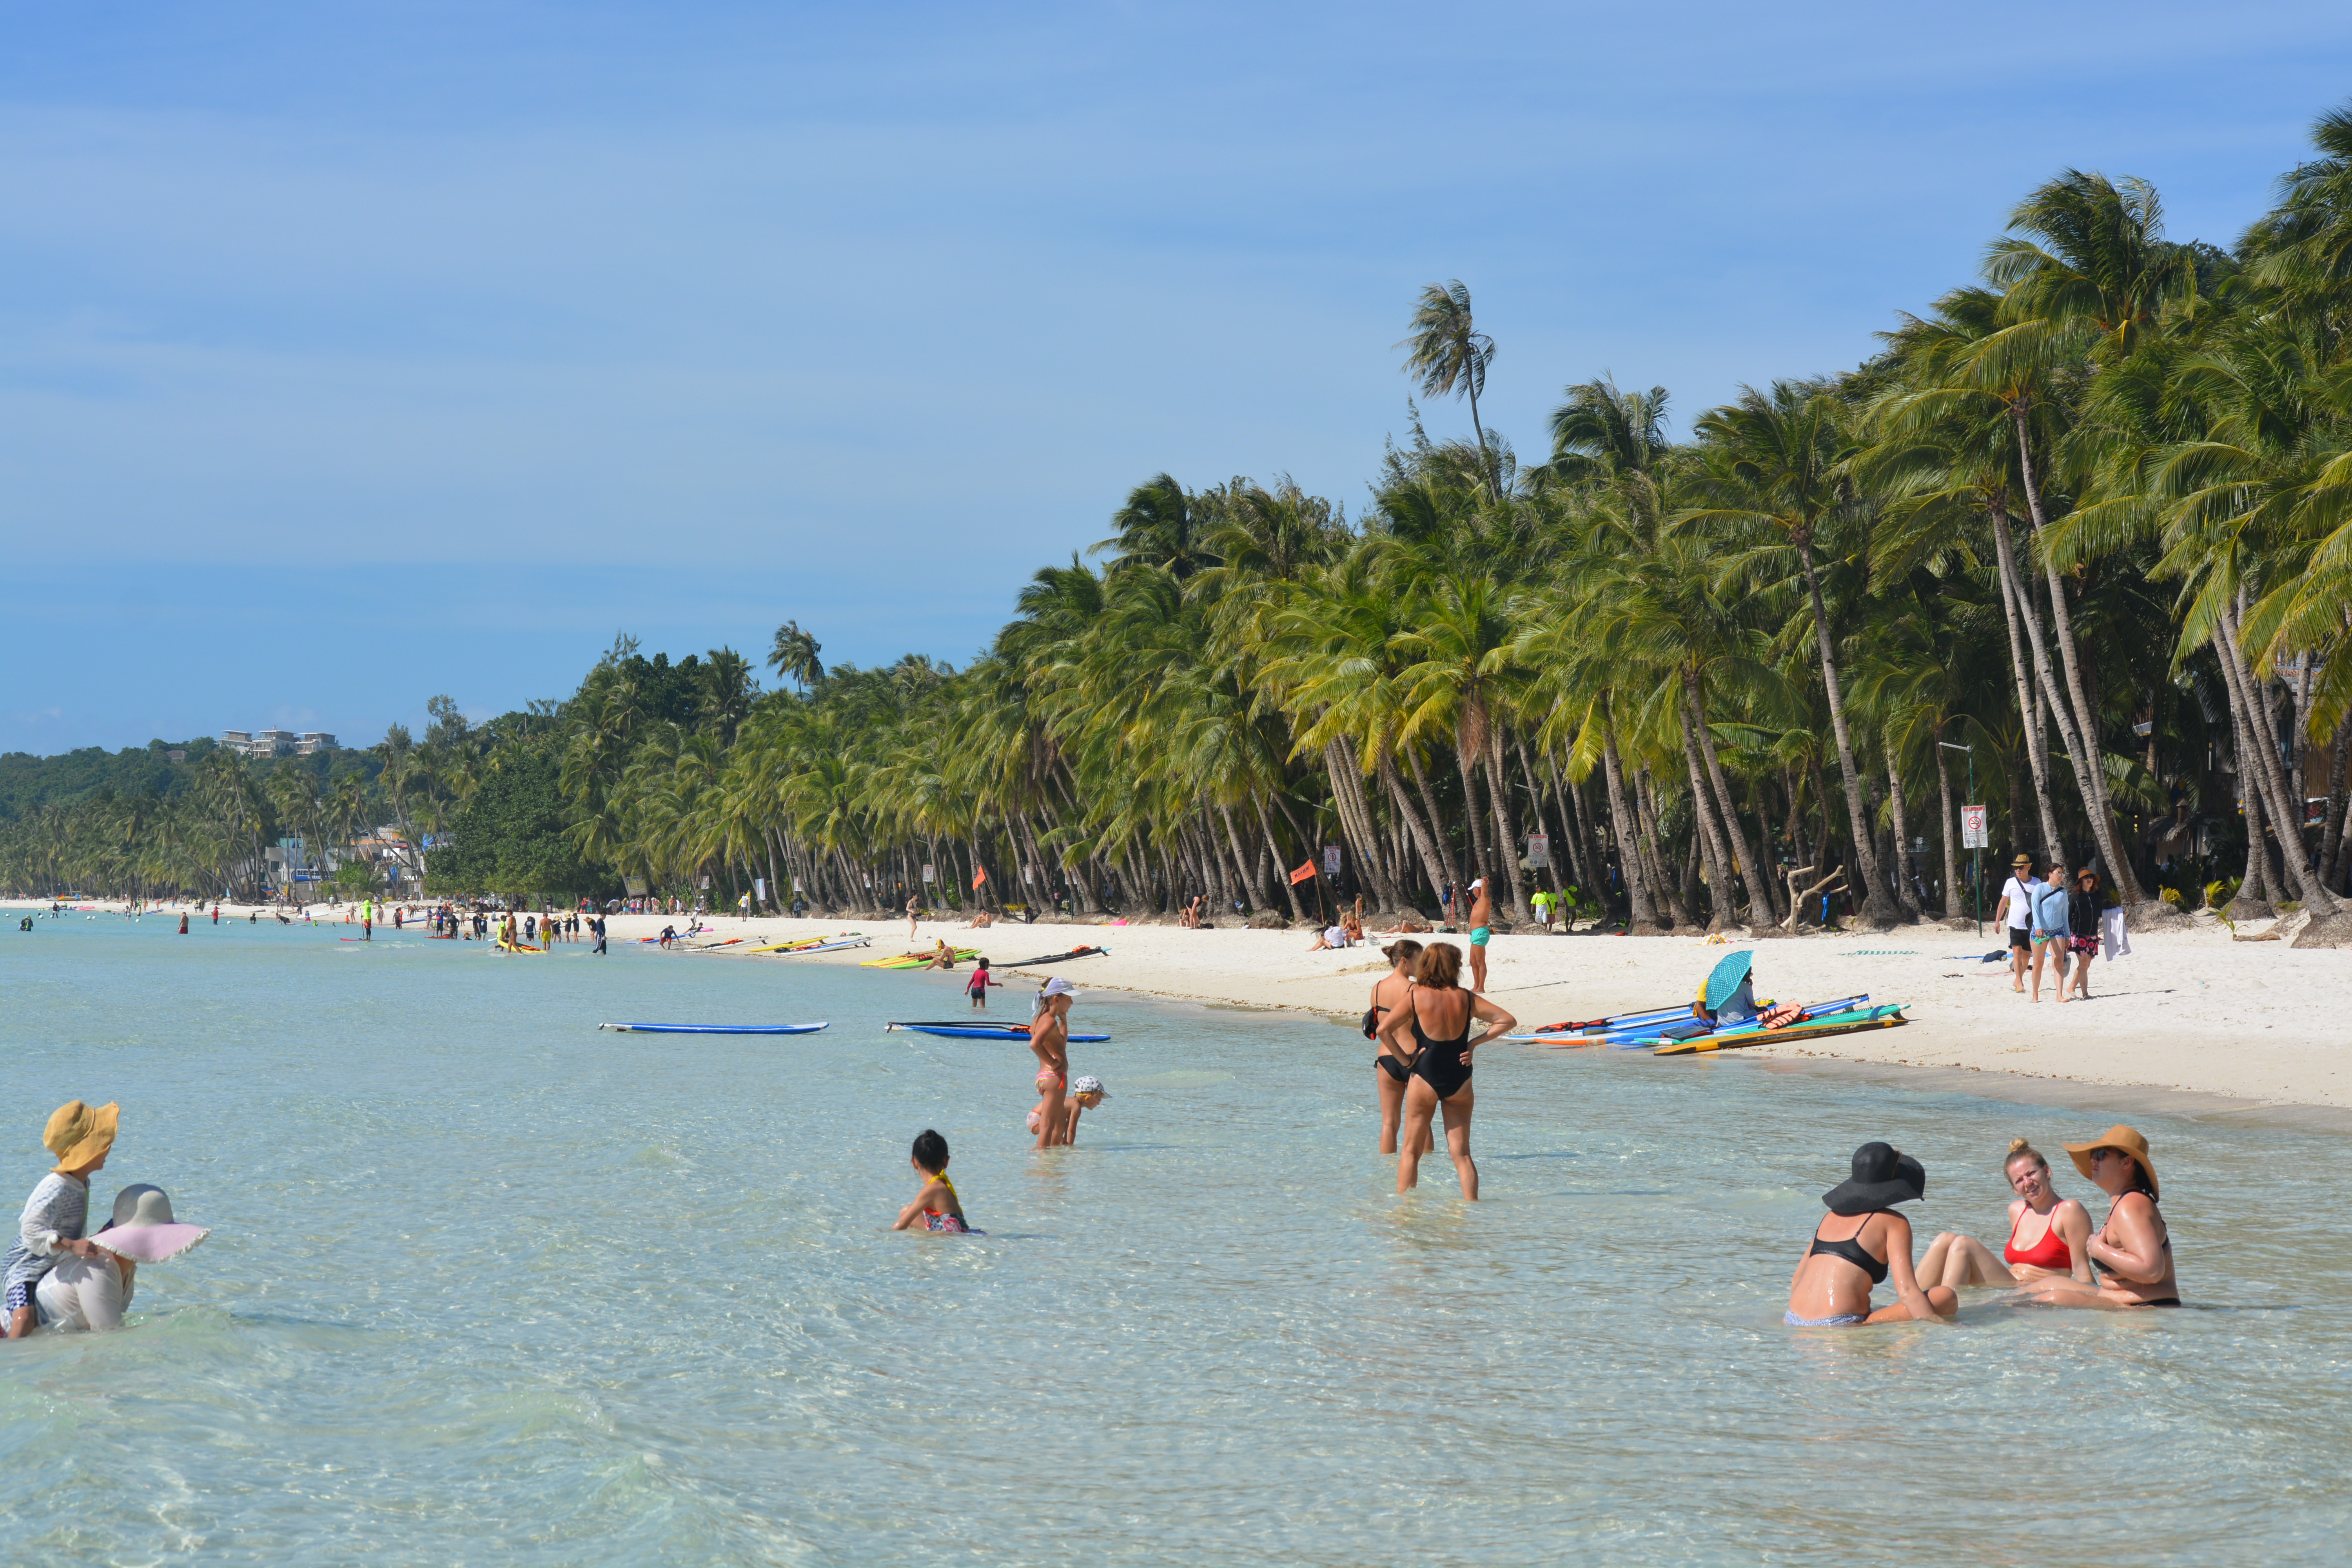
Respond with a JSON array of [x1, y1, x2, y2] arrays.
[[893, 1129, 976, 1234], [1376, 942, 1514, 1199], [967, 957, 991, 1009], [1029, 977, 1078, 1149], [2025, 1125, 2178, 1308], [1994, 855, 2036, 993], [2028, 864, 2071, 1002], [1465, 879, 1494, 993], [1914, 1138, 2092, 1290], [1366, 939, 1429, 1157], [4, 1100, 118, 1339], [2064, 869, 2103, 1001], [906, 895, 921, 940], [1785, 1143, 1955, 1326]]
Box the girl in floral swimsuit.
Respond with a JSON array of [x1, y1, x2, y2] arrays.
[[893, 1130, 978, 1234]]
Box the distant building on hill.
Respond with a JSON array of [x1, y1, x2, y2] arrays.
[[219, 728, 337, 758]]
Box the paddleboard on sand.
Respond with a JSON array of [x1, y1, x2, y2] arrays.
[[998, 944, 1108, 968], [886, 1021, 1112, 1042], [1649, 1004, 1909, 1056], [1529, 995, 1870, 1049], [863, 948, 982, 969], [773, 936, 871, 955], [598, 1022, 832, 1035]]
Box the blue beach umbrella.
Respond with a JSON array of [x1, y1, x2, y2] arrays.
[[1703, 950, 1754, 1010]]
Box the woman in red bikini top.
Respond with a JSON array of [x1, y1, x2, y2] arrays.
[[1915, 1138, 2093, 1292]]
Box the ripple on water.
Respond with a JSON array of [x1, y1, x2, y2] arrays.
[[2, 919, 2349, 1563]]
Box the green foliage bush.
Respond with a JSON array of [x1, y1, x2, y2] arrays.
[[426, 751, 602, 899]]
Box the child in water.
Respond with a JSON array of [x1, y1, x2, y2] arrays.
[[4, 1101, 119, 1338], [1026, 1076, 1110, 1146], [892, 1129, 978, 1234], [967, 957, 991, 1010]]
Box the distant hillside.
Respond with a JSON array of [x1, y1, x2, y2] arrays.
[[0, 739, 377, 822]]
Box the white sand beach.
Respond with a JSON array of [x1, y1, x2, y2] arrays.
[[46, 898, 2334, 1112]]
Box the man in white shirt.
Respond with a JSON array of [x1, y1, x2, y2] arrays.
[[1992, 854, 2038, 995]]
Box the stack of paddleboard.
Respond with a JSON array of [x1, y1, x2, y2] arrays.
[[1649, 1003, 1908, 1055], [885, 1020, 1112, 1042], [768, 935, 871, 955], [1515, 995, 1877, 1050], [745, 933, 864, 955]]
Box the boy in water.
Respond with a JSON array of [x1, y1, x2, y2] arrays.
[[4, 1101, 119, 1339], [892, 1129, 974, 1233]]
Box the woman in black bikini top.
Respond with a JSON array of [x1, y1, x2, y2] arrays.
[[1372, 941, 1514, 1201], [1367, 940, 1425, 1156]]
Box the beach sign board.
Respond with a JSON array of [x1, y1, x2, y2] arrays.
[[1961, 806, 1988, 848], [1527, 833, 1550, 868]]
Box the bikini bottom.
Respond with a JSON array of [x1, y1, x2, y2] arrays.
[[1784, 1310, 1868, 1327], [1375, 1054, 1412, 1084]]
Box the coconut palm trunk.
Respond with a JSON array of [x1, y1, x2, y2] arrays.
[[1381, 753, 1451, 908], [1483, 727, 1529, 922], [1933, 722, 1964, 920], [2218, 597, 2339, 914], [1798, 541, 1901, 926], [1677, 697, 1742, 930], [1988, 505, 2068, 864], [1685, 680, 1775, 923], [1599, 706, 1661, 932], [1404, 748, 1465, 897], [2009, 414, 2150, 905]]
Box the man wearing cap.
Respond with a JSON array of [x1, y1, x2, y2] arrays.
[[1466, 878, 1494, 994], [1993, 855, 2039, 994], [4, 1100, 120, 1339]]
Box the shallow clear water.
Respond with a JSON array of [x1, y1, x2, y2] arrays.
[[3, 915, 2348, 1565]]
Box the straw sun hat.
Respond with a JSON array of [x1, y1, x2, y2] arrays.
[[2063, 1124, 2158, 1200], [43, 1100, 118, 1174]]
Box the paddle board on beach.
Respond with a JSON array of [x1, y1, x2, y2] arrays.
[[598, 1022, 832, 1034], [1648, 1003, 1909, 1056], [886, 1021, 1112, 1042], [997, 944, 1108, 967]]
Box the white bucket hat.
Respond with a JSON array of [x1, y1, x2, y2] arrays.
[[94, 1183, 209, 1263], [1072, 1075, 1109, 1100]]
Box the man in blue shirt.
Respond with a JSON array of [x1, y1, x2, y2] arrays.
[[2028, 864, 2072, 1002]]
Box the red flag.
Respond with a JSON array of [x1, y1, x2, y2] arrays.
[[973, 866, 988, 890], [1289, 860, 1317, 885]]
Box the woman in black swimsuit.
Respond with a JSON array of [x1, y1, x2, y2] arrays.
[[1786, 1142, 1956, 1326], [1374, 942, 1515, 1199], [1367, 940, 1425, 1156]]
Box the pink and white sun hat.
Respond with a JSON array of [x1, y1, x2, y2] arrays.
[[93, 1183, 209, 1263]]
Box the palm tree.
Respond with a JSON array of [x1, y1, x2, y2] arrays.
[[1686, 382, 1906, 926], [767, 621, 826, 692], [1398, 281, 1499, 501]]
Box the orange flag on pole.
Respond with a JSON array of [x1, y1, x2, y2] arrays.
[[1289, 860, 1317, 885], [973, 866, 988, 890]]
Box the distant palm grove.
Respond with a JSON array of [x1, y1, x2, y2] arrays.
[[11, 109, 2352, 944]]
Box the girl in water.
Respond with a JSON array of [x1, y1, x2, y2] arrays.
[[892, 1129, 976, 1234], [1785, 1142, 1956, 1326], [1365, 940, 1428, 1157], [2026, 1125, 2178, 1308], [1375, 942, 1515, 1199], [1915, 1138, 2093, 1290]]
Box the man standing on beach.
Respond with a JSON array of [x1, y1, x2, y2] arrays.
[[1466, 878, 1494, 993], [1993, 855, 2036, 995]]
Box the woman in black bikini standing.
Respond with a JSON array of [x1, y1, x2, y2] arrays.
[[1375, 942, 1515, 1199], [1367, 940, 1425, 1156]]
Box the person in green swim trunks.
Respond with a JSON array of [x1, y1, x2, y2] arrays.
[[1465, 878, 1493, 993]]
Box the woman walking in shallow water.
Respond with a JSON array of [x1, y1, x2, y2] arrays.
[[1366, 940, 1426, 1157], [1376, 942, 1514, 1199]]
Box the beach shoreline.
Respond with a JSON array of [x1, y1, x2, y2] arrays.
[[16, 897, 2348, 1120]]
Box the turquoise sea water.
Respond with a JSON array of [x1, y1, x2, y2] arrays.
[[3, 915, 2348, 1565]]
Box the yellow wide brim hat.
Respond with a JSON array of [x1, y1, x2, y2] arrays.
[[2063, 1123, 2156, 1200], [44, 1100, 119, 1173]]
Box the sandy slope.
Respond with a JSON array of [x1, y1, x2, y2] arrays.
[[22, 898, 2348, 1111]]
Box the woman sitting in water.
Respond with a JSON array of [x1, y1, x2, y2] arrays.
[[1915, 1138, 2092, 1291], [1365, 940, 1428, 1158], [1786, 1143, 1956, 1326], [2024, 1125, 2178, 1308], [1375, 942, 1515, 1199], [893, 1129, 976, 1234]]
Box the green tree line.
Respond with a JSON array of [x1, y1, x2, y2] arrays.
[[11, 109, 2352, 942]]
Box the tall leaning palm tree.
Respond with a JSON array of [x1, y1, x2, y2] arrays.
[[1687, 381, 1905, 927], [1398, 280, 1499, 502]]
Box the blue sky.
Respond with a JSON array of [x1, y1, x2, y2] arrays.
[[5, 0, 2349, 754]]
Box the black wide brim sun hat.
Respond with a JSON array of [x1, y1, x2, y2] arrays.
[[1823, 1141, 1927, 1215]]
